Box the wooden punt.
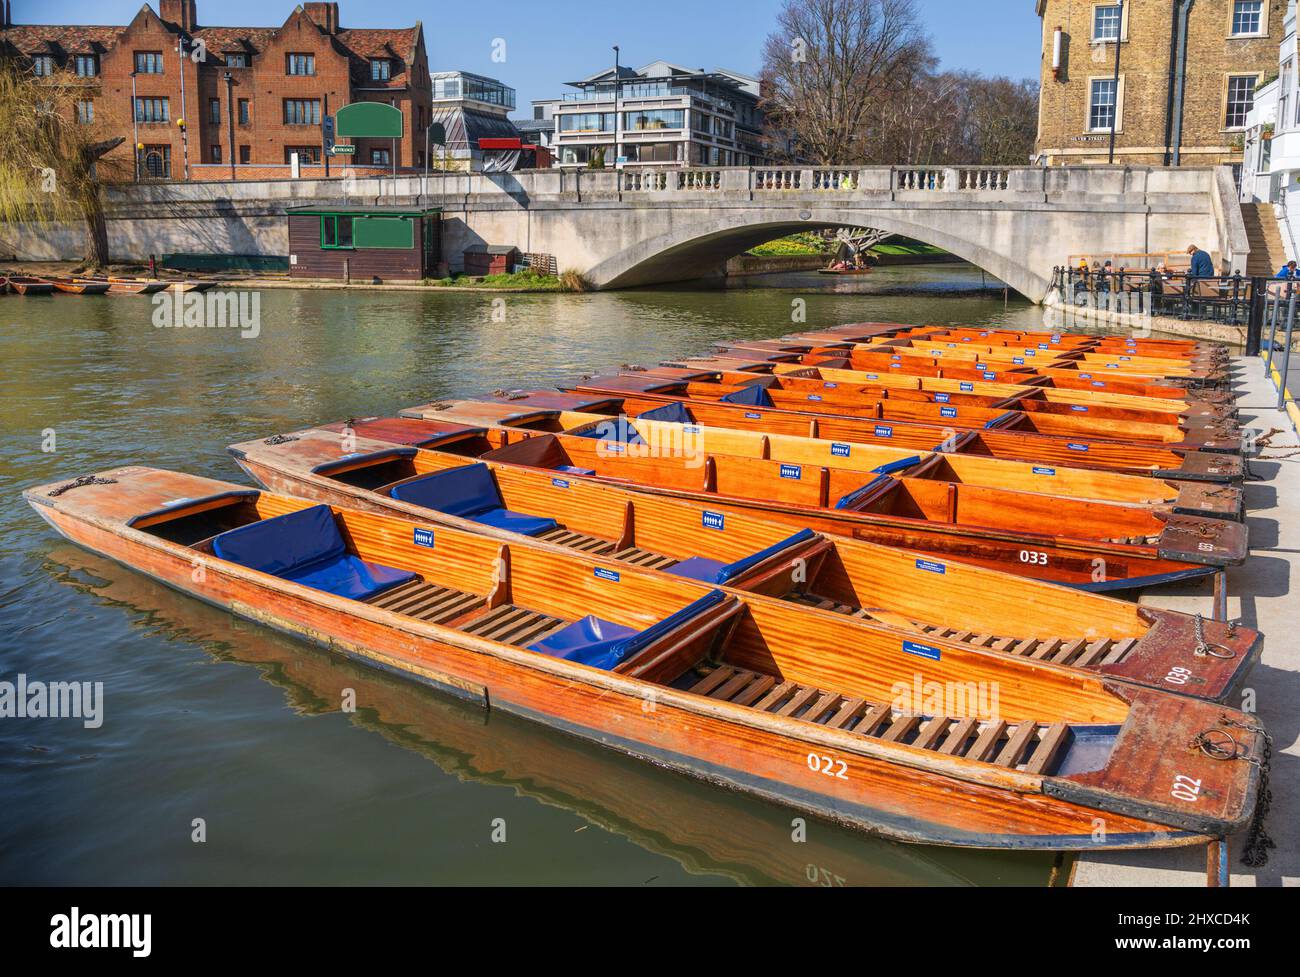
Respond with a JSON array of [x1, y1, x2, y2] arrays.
[[24, 466, 1265, 849], [44, 276, 111, 295], [165, 280, 216, 294], [405, 398, 1244, 521], [92, 277, 170, 295], [818, 267, 872, 275], [230, 418, 1247, 600], [564, 374, 1242, 462], [47, 544, 1017, 886], [6, 275, 55, 295]]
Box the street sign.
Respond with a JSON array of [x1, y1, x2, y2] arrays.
[[330, 145, 356, 156]]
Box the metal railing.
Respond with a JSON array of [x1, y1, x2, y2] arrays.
[[1264, 279, 1299, 409], [1052, 266, 1256, 325]]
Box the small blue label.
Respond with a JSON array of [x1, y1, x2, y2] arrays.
[[1092, 381, 1105, 387], [1106, 364, 1119, 369], [1079, 373, 1092, 379], [935, 392, 951, 403], [902, 640, 942, 661], [1013, 357, 1025, 365], [1070, 405, 1088, 412], [1038, 343, 1049, 350], [606, 442, 625, 453], [974, 363, 984, 370], [780, 464, 803, 479], [929, 350, 943, 357], [865, 373, 879, 379], [702, 510, 725, 530], [831, 442, 851, 457], [745, 411, 762, 419], [915, 558, 946, 575], [874, 425, 893, 438], [940, 406, 958, 418], [551, 478, 570, 489], [891, 355, 902, 361], [947, 343, 957, 348], [683, 424, 701, 434], [1067, 442, 1089, 451], [823, 382, 838, 389], [1032, 466, 1056, 476], [808, 394, 823, 402], [959, 382, 974, 392], [413, 528, 436, 548], [983, 372, 996, 380], [1051, 334, 1061, 342], [1120, 355, 1131, 361], [594, 566, 620, 583]]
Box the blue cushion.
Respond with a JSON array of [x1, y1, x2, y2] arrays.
[[835, 474, 892, 510], [528, 589, 728, 671], [529, 615, 639, 668], [212, 504, 416, 601], [471, 507, 558, 537], [666, 556, 727, 582], [983, 411, 1019, 430], [637, 401, 694, 424], [555, 465, 596, 475], [570, 418, 645, 445], [390, 464, 502, 518], [871, 456, 921, 476], [720, 384, 774, 408]]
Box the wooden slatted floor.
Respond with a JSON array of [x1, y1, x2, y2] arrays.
[[689, 665, 1071, 775], [532, 526, 678, 570], [365, 579, 486, 625], [609, 545, 679, 570], [785, 591, 1138, 667], [458, 603, 569, 647]]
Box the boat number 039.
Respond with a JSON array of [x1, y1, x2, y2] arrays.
[[1164, 665, 1194, 685], [807, 753, 849, 780], [1018, 550, 1048, 565], [1171, 775, 1202, 803]]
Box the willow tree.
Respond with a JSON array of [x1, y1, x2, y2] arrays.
[[0, 63, 126, 266]]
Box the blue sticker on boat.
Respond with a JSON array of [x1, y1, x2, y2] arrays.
[[683, 424, 701, 434], [935, 393, 951, 403], [915, 558, 946, 575], [1070, 405, 1088, 412], [808, 394, 823, 402], [960, 382, 974, 392], [831, 442, 851, 457], [1067, 442, 1089, 451], [1032, 466, 1056, 475], [551, 478, 570, 489], [823, 382, 838, 389], [940, 406, 958, 418], [902, 640, 941, 661], [1092, 381, 1105, 387], [866, 373, 879, 379], [413, 528, 436, 548], [874, 425, 893, 438], [1120, 355, 1131, 361], [947, 343, 956, 347], [1050, 334, 1061, 342], [1079, 373, 1092, 379], [594, 567, 620, 583], [891, 355, 902, 360], [1106, 364, 1119, 369], [745, 411, 762, 419], [1013, 357, 1025, 364], [983, 372, 996, 380], [1038, 343, 1049, 350], [1024, 350, 1037, 357], [780, 464, 803, 479], [702, 510, 725, 530]]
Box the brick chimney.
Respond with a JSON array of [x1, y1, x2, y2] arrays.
[[159, 0, 198, 32], [303, 2, 340, 33]]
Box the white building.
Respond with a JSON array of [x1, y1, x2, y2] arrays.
[[1241, 1, 1300, 262]]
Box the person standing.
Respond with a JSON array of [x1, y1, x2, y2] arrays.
[[1187, 244, 1214, 278]]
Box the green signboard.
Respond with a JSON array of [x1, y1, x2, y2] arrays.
[[335, 102, 404, 139], [353, 216, 414, 250]]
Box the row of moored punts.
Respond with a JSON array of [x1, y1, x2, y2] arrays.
[[1, 275, 215, 296], [25, 321, 1272, 857]]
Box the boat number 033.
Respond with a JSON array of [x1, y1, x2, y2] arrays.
[[1172, 775, 1202, 803], [807, 753, 850, 780], [1018, 550, 1048, 565]]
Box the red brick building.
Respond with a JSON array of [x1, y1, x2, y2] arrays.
[[0, 1, 431, 180]]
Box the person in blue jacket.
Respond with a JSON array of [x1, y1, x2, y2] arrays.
[[1277, 260, 1298, 279], [1187, 244, 1214, 278]]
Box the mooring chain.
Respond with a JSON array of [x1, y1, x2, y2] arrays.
[[262, 434, 298, 446], [1218, 716, 1276, 868], [1192, 614, 1235, 660], [47, 475, 118, 497]]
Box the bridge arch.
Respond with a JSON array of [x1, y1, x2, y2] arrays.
[[585, 206, 1050, 299]]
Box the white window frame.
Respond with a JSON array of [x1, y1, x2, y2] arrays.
[[1224, 73, 1261, 131], [1087, 75, 1123, 133], [1229, 1, 1267, 38], [1091, 4, 1126, 43]]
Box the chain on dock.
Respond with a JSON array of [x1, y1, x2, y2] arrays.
[[1219, 716, 1276, 868], [47, 475, 117, 496]]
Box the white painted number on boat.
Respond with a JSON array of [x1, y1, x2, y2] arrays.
[[915, 559, 945, 574], [830, 443, 851, 457], [780, 464, 802, 479], [866, 373, 879, 379], [1079, 373, 1092, 379], [807, 753, 849, 780], [1171, 775, 1202, 803], [413, 528, 435, 548], [1013, 357, 1025, 365], [1018, 550, 1048, 565], [1164, 665, 1194, 686], [702, 511, 725, 530], [1199, 542, 1215, 552], [551, 478, 570, 489], [594, 567, 620, 583], [902, 640, 941, 660], [823, 382, 838, 389]]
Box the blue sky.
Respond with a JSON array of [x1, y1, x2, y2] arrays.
[[37, 0, 1042, 110]]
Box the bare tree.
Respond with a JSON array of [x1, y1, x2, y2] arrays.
[[761, 0, 933, 164]]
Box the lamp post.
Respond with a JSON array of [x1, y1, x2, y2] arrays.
[[612, 44, 620, 169], [224, 71, 236, 180], [176, 35, 190, 180], [1107, 0, 1123, 165]]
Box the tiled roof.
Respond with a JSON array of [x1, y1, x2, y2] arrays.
[[335, 27, 419, 88], [0, 25, 126, 55]]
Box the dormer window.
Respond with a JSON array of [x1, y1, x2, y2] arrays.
[[370, 58, 391, 81], [226, 53, 248, 68], [31, 55, 54, 76], [75, 55, 98, 77]]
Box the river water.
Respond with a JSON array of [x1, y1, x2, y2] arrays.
[[2, 264, 1067, 885]]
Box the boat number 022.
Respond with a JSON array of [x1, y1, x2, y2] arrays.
[[807, 753, 849, 780], [1171, 775, 1202, 803], [1018, 550, 1048, 565]]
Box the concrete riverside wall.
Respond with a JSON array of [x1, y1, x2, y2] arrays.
[[0, 164, 1238, 301]]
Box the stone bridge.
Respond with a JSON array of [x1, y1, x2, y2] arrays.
[[2, 164, 1248, 303]]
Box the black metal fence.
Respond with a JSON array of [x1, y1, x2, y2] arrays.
[[1051, 266, 1258, 325]]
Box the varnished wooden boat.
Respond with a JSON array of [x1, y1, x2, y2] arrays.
[[6, 275, 55, 295], [165, 280, 216, 294], [558, 376, 1246, 480], [404, 398, 1244, 520], [45, 276, 111, 295], [230, 416, 1248, 601], [85, 277, 170, 295], [818, 267, 872, 275], [25, 466, 1265, 849]]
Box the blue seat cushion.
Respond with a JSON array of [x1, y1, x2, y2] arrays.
[[719, 384, 774, 408], [554, 465, 596, 475], [835, 474, 893, 511], [390, 464, 502, 518], [390, 464, 557, 536], [529, 615, 639, 669], [665, 529, 817, 585], [528, 589, 728, 671], [665, 556, 727, 583], [471, 507, 558, 537], [570, 419, 644, 445], [212, 504, 415, 601], [637, 401, 694, 424]]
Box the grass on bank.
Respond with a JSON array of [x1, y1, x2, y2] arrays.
[[746, 232, 834, 257], [422, 268, 593, 292]]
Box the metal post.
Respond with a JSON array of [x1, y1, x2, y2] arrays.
[[130, 71, 140, 181], [224, 71, 236, 180], [1265, 285, 1281, 374], [1278, 284, 1297, 409], [1108, 0, 1123, 165], [176, 36, 189, 181], [612, 45, 620, 169], [1207, 838, 1230, 887], [1212, 570, 1228, 623], [1246, 276, 1266, 356]]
